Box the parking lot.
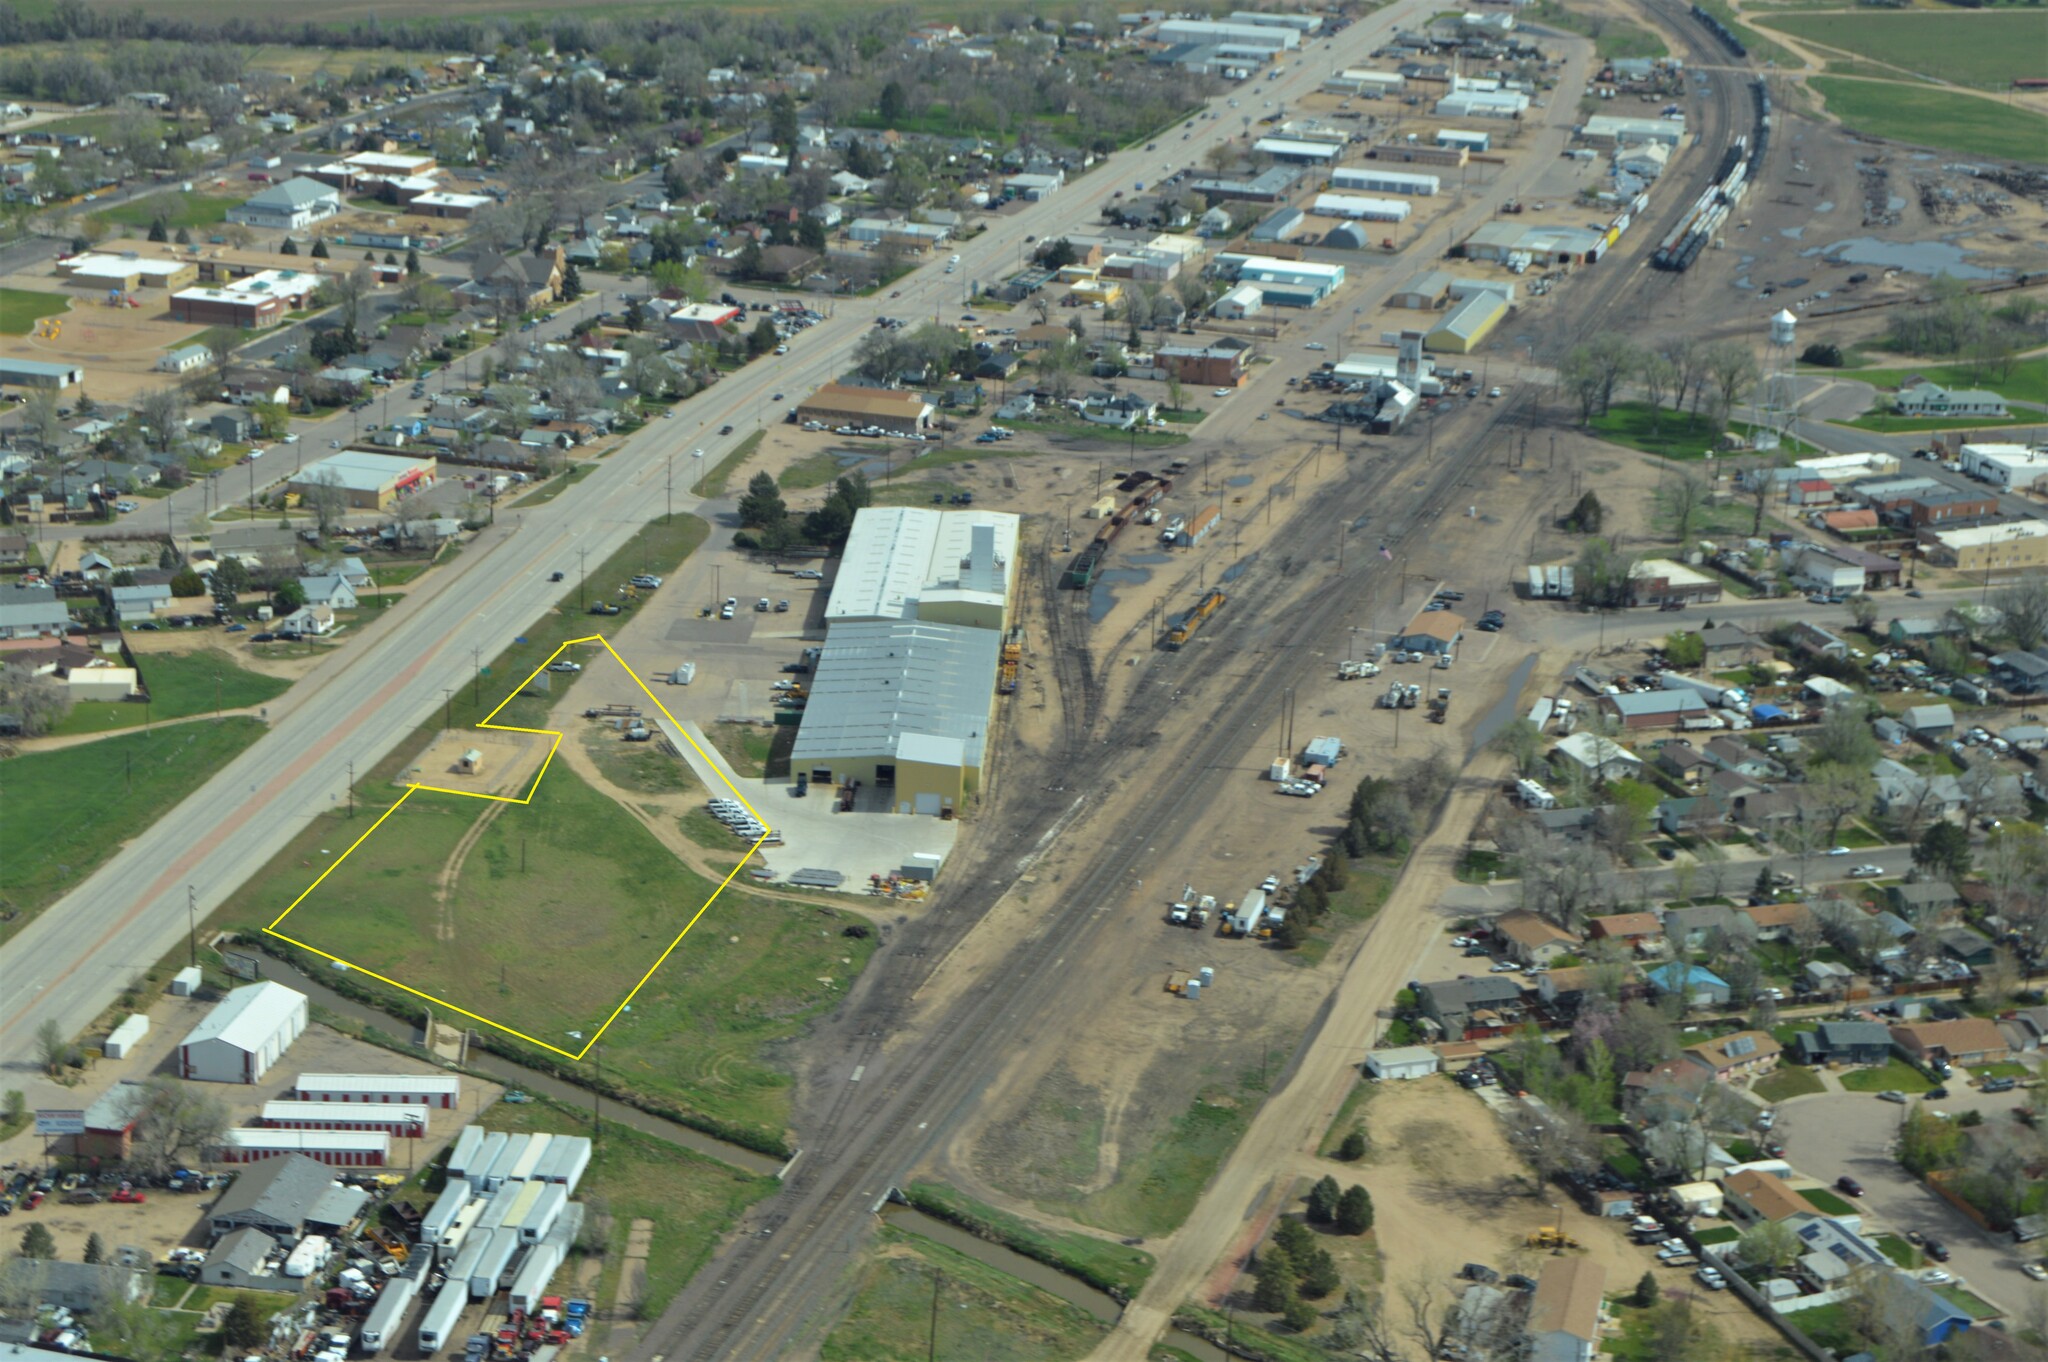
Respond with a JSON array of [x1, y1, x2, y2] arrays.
[[1776, 1085, 2040, 1312]]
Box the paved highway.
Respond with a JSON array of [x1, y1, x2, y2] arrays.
[[0, 6, 1451, 1074]]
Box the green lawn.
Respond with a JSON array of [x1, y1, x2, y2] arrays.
[[1833, 411, 2034, 435], [905, 1182, 1155, 1300], [1, 719, 267, 942], [50, 647, 290, 736], [1586, 402, 1723, 461], [822, 1226, 1109, 1362], [1800, 1187, 1859, 1217], [459, 1096, 775, 1321], [1756, 11, 2043, 88], [869, 476, 966, 507], [691, 429, 764, 497], [0, 286, 72, 335], [1839, 1058, 1934, 1094], [1826, 354, 2048, 410], [90, 194, 239, 232], [1874, 1233, 1922, 1269], [1754, 1067, 1825, 1103], [1810, 77, 2048, 165], [1695, 1224, 1741, 1246], [1320, 1078, 1379, 1159], [1970, 1061, 2032, 1081], [510, 461, 595, 507], [1934, 1284, 2004, 1321], [779, 449, 851, 490], [707, 721, 775, 777]]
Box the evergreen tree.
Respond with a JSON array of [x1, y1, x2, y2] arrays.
[[1306, 1175, 1342, 1224], [1634, 1270, 1658, 1308], [220, 1299, 266, 1350], [279, 237, 299, 256], [1335, 1186, 1374, 1235], [1273, 1218, 1314, 1261], [19, 1223, 56, 1259], [623, 298, 645, 332], [310, 237, 330, 259], [174, 226, 191, 245], [1251, 1244, 1298, 1312], [736, 471, 788, 530], [561, 263, 583, 301], [1281, 1296, 1317, 1333], [405, 247, 422, 275], [147, 217, 168, 243], [1299, 1247, 1341, 1300], [1338, 1129, 1368, 1162], [83, 1232, 105, 1264], [1753, 865, 1775, 902]]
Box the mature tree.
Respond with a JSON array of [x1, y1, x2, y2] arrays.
[[1299, 1247, 1341, 1300], [1338, 1128, 1368, 1162], [1488, 717, 1545, 777], [1573, 537, 1637, 611], [1914, 821, 1973, 883], [0, 663, 72, 738], [280, 236, 299, 256], [1663, 630, 1705, 669], [20, 1223, 57, 1258], [220, 1298, 268, 1350], [1252, 1243, 1299, 1311], [1637, 353, 1678, 433], [1806, 763, 1876, 844], [271, 580, 307, 614], [301, 470, 349, 542], [83, 1232, 105, 1265], [1335, 1185, 1375, 1235], [34, 1018, 70, 1076], [1562, 490, 1604, 534], [1737, 1219, 1799, 1272], [1661, 473, 1708, 542], [1280, 1296, 1317, 1333], [1810, 702, 1880, 769], [134, 385, 186, 456], [124, 1076, 231, 1177], [1308, 1174, 1343, 1224], [1498, 818, 1609, 933], [21, 388, 65, 455], [1634, 1270, 1659, 1309], [310, 237, 330, 259], [1996, 576, 2048, 652], [1503, 1102, 1598, 1188], [736, 471, 788, 530], [1702, 339, 1760, 429]]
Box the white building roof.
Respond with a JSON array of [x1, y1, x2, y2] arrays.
[[1932, 519, 2048, 549], [221, 1128, 392, 1153], [294, 1072, 461, 1096], [790, 618, 1005, 770], [171, 268, 320, 307], [64, 253, 191, 282], [824, 507, 1020, 625], [1252, 136, 1340, 160], [291, 450, 435, 494], [182, 982, 305, 1055], [412, 191, 492, 210], [1313, 193, 1412, 220]]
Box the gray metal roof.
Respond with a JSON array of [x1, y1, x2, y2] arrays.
[[790, 618, 1004, 770], [209, 1152, 336, 1232], [246, 176, 338, 210], [205, 1226, 275, 1273]]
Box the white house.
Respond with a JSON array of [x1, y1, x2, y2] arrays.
[[157, 343, 213, 375], [1550, 731, 1642, 783], [225, 177, 342, 232], [178, 982, 308, 1084], [1365, 1045, 1440, 1080], [298, 574, 360, 609], [1893, 382, 2007, 420], [1211, 282, 1265, 319]]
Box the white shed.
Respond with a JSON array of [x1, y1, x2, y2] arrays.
[[103, 1013, 150, 1060], [1671, 1180, 1724, 1216], [177, 982, 308, 1084], [168, 965, 202, 996], [1365, 1045, 1441, 1081]]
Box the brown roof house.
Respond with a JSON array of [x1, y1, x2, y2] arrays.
[[1684, 1029, 1781, 1082], [1722, 1168, 1821, 1228], [1492, 910, 1581, 966], [1892, 1018, 2009, 1069], [1587, 912, 1665, 950], [1524, 1256, 1604, 1362], [1740, 901, 1814, 943]]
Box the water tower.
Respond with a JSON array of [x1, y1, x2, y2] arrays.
[[1755, 307, 1798, 452]]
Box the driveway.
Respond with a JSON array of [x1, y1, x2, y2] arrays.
[[1775, 1086, 2037, 1314]]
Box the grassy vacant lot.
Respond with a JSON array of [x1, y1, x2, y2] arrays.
[[1526, 0, 1667, 58], [692, 430, 764, 497], [0, 286, 71, 334], [1587, 402, 1722, 461], [258, 758, 873, 1141], [464, 1095, 775, 1320], [1, 718, 267, 941], [822, 1226, 1108, 1362], [1754, 1066, 1825, 1102], [52, 647, 289, 735], [91, 194, 239, 232], [905, 1183, 1155, 1300], [1834, 354, 2048, 410], [1756, 12, 2042, 87], [1839, 1057, 1935, 1093], [1811, 77, 2048, 165]]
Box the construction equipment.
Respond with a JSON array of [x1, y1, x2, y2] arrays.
[[1166, 588, 1226, 649], [1337, 660, 1380, 680], [1164, 973, 1186, 995], [999, 628, 1023, 695], [363, 1225, 409, 1262], [1428, 687, 1452, 723], [1527, 1227, 1581, 1250]]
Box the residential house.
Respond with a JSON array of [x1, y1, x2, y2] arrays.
[[1740, 901, 1813, 943], [1871, 758, 1966, 822], [1791, 1218, 1889, 1291], [1698, 623, 1757, 666], [1887, 881, 1959, 917], [1415, 976, 1524, 1039], [1660, 904, 1757, 952], [274, 603, 336, 636], [1935, 925, 1995, 968], [1683, 1030, 1781, 1081], [109, 583, 173, 623], [1549, 730, 1641, 783], [1535, 966, 1597, 1014], [1893, 382, 2007, 420], [1901, 704, 1956, 737], [1790, 1020, 1892, 1067], [1645, 962, 1731, 1007], [1655, 795, 1722, 838], [2004, 1005, 2048, 1052], [298, 574, 359, 610], [0, 1259, 147, 1311], [0, 583, 71, 640], [1890, 617, 1961, 648], [1891, 1018, 2010, 1068], [1533, 805, 1606, 840], [1654, 740, 1708, 784], [1491, 910, 1581, 966], [1722, 1168, 1819, 1227], [1524, 1257, 1604, 1362], [1078, 391, 1159, 429], [466, 245, 565, 312], [1601, 688, 1707, 729], [1789, 620, 1849, 659], [1587, 912, 1664, 950], [1803, 959, 1855, 997], [1702, 736, 1785, 781], [1989, 651, 2048, 695]]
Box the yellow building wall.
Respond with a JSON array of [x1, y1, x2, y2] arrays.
[[1944, 535, 2048, 573], [917, 598, 1006, 632]]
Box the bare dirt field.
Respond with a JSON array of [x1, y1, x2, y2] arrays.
[[406, 725, 553, 797]]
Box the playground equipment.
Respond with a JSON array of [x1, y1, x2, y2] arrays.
[[33, 317, 59, 339]]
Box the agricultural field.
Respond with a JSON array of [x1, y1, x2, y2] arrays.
[[1, 718, 268, 940], [1809, 77, 2048, 164], [1755, 11, 2044, 88]]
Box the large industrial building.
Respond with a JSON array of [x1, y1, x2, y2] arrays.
[[1424, 290, 1509, 353], [1211, 253, 1346, 307], [1331, 167, 1440, 197], [178, 982, 308, 1084], [287, 450, 437, 511], [794, 508, 1020, 815]]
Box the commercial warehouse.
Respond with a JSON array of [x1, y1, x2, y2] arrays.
[[1434, 90, 1529, 118], [1213, 253, 1346, 306], [1437, 129, 1491, 153], [170, 269, 321, 329], [1924, 520, 2048, 573], [287, 451, 437, 511], [1958, 443, 2048, 492], [1325, 68, 1404, 95], [1156, 17, 1300, 49], [1313, 193, 1412, 222], [795, 507, 1021, 815], [1331, 167, 1440, 196], [1580, 114, 1685, 148], [1252, 136, 1341, 166], [178, 982, 307, 1085], [1424, 290, 1508, 353], [795, 383, 933, 435]]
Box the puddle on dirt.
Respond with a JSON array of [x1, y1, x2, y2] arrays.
[[1224, 474, 1255, 488], [1220, 553, 1258, 584], [1469, 651, 1540, 758], [1807, 237, 2002, 279], [1815, 201, 1834, 214], [1089, 566, 1150, 623], [1780, 227, 1804, 239], [1126, 552, 1171, 565]]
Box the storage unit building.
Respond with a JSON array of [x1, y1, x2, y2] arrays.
[[260, 1100, 426, 1138], [291, 1073, 461, 1108], [216, 1128, 391, 1167], [1331, 167, 1440, 196], [178, 982, 308, 1084], [0, 357, 85, 391], [1313, 193, 1412, 222]]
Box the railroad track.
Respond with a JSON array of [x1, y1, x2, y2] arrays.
[[648, 390, 1540, 1361]]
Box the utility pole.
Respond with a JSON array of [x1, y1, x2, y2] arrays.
[[578, 547, 589, 610], [927, 1270, 943, 1362], [472, 646, 481, 704], [347, 760, 355, 819], [665, 454, 673, 524], [187, 886, 197, 968], [443, 688, 454, 731]]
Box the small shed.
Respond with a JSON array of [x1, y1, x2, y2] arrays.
[[459, 748, 484, 774], [169, 965, 202, 996], [103, 1014, 150, 1060], [1365, 1045, 1441, 1081], [1671, 1181, 1724, 1216]]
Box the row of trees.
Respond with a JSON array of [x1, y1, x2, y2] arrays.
[[735, 469, 874, 554], [1559, 333, 1761, 435]]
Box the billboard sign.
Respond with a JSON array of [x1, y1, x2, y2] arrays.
[[35, 1109, 86, 1136]]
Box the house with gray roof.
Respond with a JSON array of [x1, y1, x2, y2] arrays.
[[199, 1227, 289, 1291], [0, 583, 70, 640], [1791, 1020, 1892, 1067], [1660, 904, 1757, 950], [226, 176, 342, 232], [1416, 976, 1524, 1037], [297, 574, 359, 609], [1872, 758, 1965, 820], [207, 1152, 349, 1241], [0, 1258, 147, 1311], [1990, 650, 2048, 695], [1901, 704, 1955, 736], [1889, 881, 1959, 916], [109, 582, 173, 623]]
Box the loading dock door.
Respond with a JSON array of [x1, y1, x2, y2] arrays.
[[914, 792, 942, 816], [875, 764, 896, 787]]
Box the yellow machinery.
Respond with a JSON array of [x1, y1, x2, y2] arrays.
[[1166, 589, 1226, 650], [999, 629, 1023, 694], [1527, 1227, 1580, 1250]]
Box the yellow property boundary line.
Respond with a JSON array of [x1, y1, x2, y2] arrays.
[[264, 634, 771, 1062]]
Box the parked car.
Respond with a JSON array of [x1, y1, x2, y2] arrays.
[[1877, 1090, 1909, 1104], [1848, 864, 1884, 878], [1836, 1176, 1863, 1197], [1924, 1239, 1951, 1263], [546, 661, 581, 674]]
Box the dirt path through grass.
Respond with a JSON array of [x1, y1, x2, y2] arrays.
[[433, 795, 509, 942]]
